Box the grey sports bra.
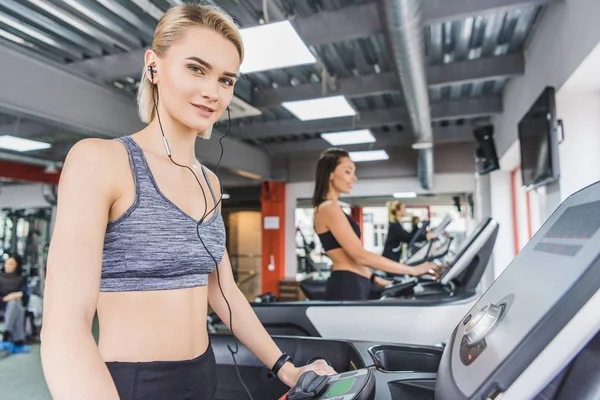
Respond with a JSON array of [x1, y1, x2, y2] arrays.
[[100, 136, 225, 292]]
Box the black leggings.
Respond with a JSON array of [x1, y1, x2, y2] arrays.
[[326, 270, 380, 301], [106, 343, 217, 400]]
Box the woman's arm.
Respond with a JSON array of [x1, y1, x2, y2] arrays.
[[318, 203, 437, 276], [207, 252, 334, 387], [207, 252, 296, 384], [205, 171, 334, 388], [41, 139, 122, 400]]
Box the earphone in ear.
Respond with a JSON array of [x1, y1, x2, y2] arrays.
[[147, 65, 156, 83]]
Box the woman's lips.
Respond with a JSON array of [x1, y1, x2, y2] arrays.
[[192, 103, 215, 117]]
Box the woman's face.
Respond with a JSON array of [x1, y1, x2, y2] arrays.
[[148, 27, 240, 133], [330, 157, 357, 194], [4, 257, 17, 274], [396, 205, 406, 220]]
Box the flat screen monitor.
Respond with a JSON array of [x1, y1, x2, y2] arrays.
[[518, 86, 560, 190]]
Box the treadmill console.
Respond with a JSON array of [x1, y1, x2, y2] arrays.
[[436, 183, 600, 399], [286, 369, 375, 400], [404, 241, 433, 266]]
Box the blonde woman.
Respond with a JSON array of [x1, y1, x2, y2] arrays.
[[381, 202, 436, 262], [41, 4, 333, 399]]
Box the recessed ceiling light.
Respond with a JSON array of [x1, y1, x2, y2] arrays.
[[0, 135, 51, 152], [321, 129, 376, 146], [412, 141, 433, 150], [240, 20, 317, 74], [282, 96, 356, 121], [349, 150, 389, 162], [393, 192, 418, 198]]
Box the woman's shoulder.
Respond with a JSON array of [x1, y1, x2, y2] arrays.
[[61, 138, 131, 195], [66, 138, 127, 168]]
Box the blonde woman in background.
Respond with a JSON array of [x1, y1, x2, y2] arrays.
[[382, 201, 436, 262]]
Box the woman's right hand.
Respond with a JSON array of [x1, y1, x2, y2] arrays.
[[412, 262, 442, 279]]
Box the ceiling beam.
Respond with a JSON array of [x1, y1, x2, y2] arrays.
[[230, 108, 407, 139], [262, 125, 475, 155], [0, 120, 50, 138], [252, 72, 399, 108], [291, 3, 381, 47], [230, 96, 500, 139], [252, 55, 522, 108], [430, 96, 502, 121], [427, 53, 524, 87], [422, 0, 561, 25], [0, 42, 272, 180]]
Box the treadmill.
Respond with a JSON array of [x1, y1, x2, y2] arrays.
[[249, 218, 499, 346], [212, 181, 600, 400], [382, 217, 499, 299]]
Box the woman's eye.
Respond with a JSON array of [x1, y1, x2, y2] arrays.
[[187, 65, 204, 74], [220, 78, 234, 86]]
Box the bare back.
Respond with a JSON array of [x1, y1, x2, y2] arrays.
[[314, 201, 371, 279]]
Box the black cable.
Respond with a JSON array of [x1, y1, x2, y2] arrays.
[[151, 83, 255, 400]]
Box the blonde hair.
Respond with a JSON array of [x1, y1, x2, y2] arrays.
[[388, 201, 405, 223], [137, 4, 244, 139]]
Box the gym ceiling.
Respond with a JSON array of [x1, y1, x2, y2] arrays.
[[0, 0, 556, 190]]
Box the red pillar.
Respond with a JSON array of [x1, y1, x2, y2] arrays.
[[350, 206, 364, 244], [260, 181, 286, 296], [0, 160, 61, 184]]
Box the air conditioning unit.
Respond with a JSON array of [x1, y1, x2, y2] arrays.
[[219, 96, 262, 121]]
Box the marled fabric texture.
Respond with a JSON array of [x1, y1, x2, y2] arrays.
[[100, 136, 225, 292]]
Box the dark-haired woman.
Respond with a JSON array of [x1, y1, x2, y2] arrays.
[[0, 255, 31, 353], [312, 148, 441, 301]]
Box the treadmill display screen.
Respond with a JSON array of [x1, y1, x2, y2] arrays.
[[326, 378, 355, 397], [431, 238, 452, 258], [533, 242, 583, 257], [448, 219, 490, 266], [406, 241, 432, 264], [544, 200, 600, 239]]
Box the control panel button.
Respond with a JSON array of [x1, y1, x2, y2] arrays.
[[464, 303, 503, 346]]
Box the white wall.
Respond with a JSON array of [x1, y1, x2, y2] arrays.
[[0, 183, 50, 209], [490, 170, 514, 278], [556, 90, 600, 201], [494, 0, 600, 157], [284, 173, 477, 277]]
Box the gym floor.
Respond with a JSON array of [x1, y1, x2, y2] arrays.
[[0, 321, 50, 400]]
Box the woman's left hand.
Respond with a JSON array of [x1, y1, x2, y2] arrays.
[[278, 359, 337, 388]]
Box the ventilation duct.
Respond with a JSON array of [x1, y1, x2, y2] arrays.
[[383, 0, 434, 190]]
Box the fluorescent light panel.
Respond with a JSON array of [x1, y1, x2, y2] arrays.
[[349, 150, 389, 162], [0, 135, 51, 152], [321, 129, 375, 146], [393, 192, 418, 198], [240, 21, 316, 74], [283, 96, 356, 121]]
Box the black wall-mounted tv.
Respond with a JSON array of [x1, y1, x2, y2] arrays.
[[518, 86, 561, 190]]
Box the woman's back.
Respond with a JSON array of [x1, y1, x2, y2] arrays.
[[314, 201, 370, 278]]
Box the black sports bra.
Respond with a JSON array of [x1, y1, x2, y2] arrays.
[[317, 212, 362, 251]]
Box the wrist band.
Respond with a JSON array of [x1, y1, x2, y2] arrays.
[[271, 353, 291, 376]]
